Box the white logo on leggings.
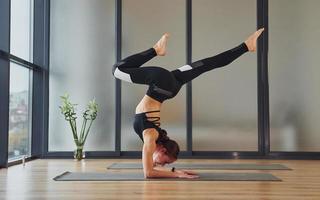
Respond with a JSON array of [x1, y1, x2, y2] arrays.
[[114, 68, 133, 83], [178, 65, 192, 72]]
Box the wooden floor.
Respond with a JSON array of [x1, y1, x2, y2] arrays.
[[1, 159, 320, 200]]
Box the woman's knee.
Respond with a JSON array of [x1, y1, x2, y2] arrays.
[[112, 61, 125, 75]]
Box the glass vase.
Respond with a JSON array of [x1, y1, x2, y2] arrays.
[[74, 146, 85, 160]]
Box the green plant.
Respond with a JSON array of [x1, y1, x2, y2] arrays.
[[59, 93, 98, 160]]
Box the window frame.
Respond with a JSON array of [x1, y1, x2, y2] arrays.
[[0, 0, 49, 168]]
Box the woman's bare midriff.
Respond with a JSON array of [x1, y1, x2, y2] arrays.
[[135, 95, 162, 117]]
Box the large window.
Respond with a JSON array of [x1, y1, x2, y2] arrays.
[[8, 63, 32, 161], [8, 0, 34, 161], [10, 0, 33, 61], [121, 0, 187, 151], [49, 0, 116, 151], [192, 0, 257, 151], [269, 0, 320, 151]]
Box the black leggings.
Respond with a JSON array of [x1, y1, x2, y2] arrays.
[[112, 42, 249, 102]]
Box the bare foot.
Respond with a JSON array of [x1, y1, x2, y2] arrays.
[[153, 33, 169, 56], [245, 28, 264, 52]]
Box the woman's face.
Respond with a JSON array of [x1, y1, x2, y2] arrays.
[[152, 147, 176, 166]]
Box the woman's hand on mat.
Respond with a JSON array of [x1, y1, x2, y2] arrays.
[[177, 169, 198, 175], [176, 170, 199, 179]]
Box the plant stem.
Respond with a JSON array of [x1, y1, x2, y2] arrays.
[[69, 120, 79, 146], [80, 118, 87, 144], [73, 119, 78, 141], [81, 120, 93, 146]]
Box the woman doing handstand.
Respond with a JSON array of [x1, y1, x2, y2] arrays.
[[112, 28, 264, 179]]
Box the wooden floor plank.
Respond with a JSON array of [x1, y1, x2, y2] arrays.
[[1, 159, 320, 199]]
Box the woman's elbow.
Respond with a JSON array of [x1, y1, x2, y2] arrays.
[[144, 170, 154, 178]]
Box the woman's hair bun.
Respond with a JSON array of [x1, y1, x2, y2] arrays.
[[158, 129, 170, 143]]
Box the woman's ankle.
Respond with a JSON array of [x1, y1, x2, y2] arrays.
[[153, 46, 160, 56]]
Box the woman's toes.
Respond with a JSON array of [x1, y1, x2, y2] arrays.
[[245, 28, 265, 52], [154, 33, 169, 56], [255, 28, 265, 38]]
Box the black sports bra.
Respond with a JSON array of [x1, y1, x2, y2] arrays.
[[133, 110, 162, 142]]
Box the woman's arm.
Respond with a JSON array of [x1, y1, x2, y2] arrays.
[[142, 129, 176, 178], [154, 166, 198, 175], [142, 129, 198, 179]]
